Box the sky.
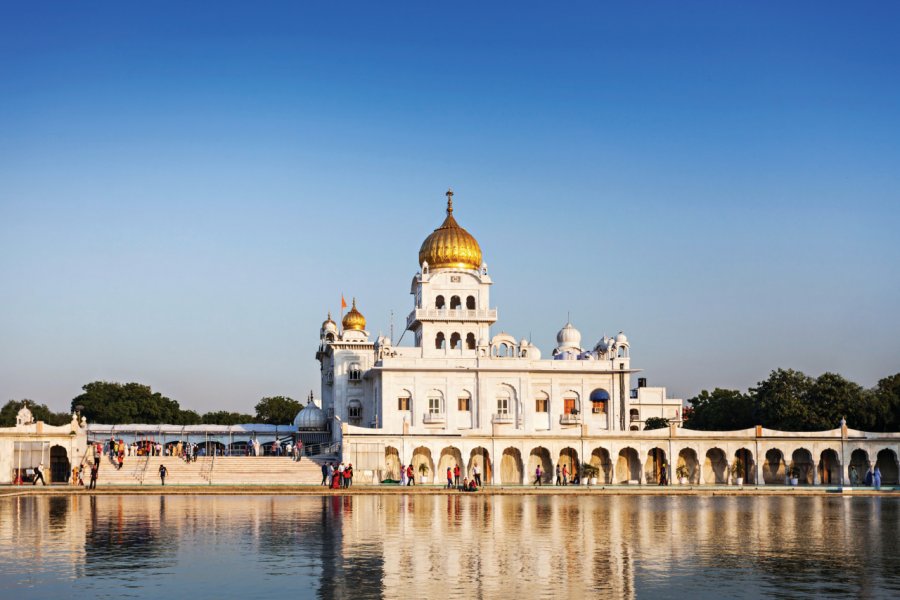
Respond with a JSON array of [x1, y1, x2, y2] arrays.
[[1, 2, 899, 415]]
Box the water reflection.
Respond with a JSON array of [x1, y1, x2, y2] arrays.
[[0, 494, 898, 599]]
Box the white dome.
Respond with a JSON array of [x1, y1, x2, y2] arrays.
[[556, 322, 582, 348], [615, 331, 628, 344], [293, 403, 327, 430]]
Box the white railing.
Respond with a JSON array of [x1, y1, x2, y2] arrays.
[[492, 413, 514, 424], [422, 413, 446, 424], [407, 308, 498, 328], [560, 414, 582, 425]]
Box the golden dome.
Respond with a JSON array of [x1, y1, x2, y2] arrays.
[[341, 298, 366, 331], [418, 190, 482, 271]]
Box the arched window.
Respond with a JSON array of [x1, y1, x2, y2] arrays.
[[450, 295, 461, 309], [348, 400, 362, 423], [450, 332, 461, 349], [496, 390, 511, 415], [590, 389, 610, 414], [397, 392, 411, 411], [629, 408, 640, 422], [466, 296, 476, 310], [563, 393, 579, 415], [499, 343, 509, 357], [427, 390, 443, 415], [348, 362, 362, 381], [435, 295, 445, 309], [466, 333, 476, 350], [435, 332, 446, 349], [535, 392, 549, 413], [618, 346, 628, 358]]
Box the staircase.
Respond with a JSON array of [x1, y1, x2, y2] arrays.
[[94, 455, 329, 486]]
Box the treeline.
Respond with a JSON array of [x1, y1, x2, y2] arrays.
[[685, 369, 900, 432], [0, 381, 306, 427]]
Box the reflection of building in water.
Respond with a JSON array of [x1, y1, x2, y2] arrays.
[[0, 495, 87, 578], [320, 192, 900, 488]]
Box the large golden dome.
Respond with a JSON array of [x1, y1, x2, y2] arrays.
[[418, 190, 482, 271], [341, 298, 366, 331]]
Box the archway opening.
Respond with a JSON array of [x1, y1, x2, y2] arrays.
[[467, 447, 492, 485], [704, 448, 728, 484], [616, 448, 641, 483], [412, 446, 434, 484], [791, 448, 814, 485], [734, 448, 755, 484], [466, 296, 476, 310], [449, 332, 461, 350], [590, 447, 612, 484], [438, 446, 464, 483], [849, 449, 869, 486], [466, 333, 476, 350], [677, 448, 700, 484], [644, 448, 667, 484], [763, 449, 785, 484], [500, 448, 523, 484], [50, 445, 70, 484], [558, 448, 579, 483], [818, 449, 841, 485], [450, 295, 461, 309], [384, 446, 401, 481], [876, 449, 899, 485], [528, 447, 552, 484]]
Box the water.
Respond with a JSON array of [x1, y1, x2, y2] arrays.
[[1, 494, 898, 599]]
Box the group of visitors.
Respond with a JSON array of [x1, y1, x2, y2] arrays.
[[551, 463, 578, 486], [320, 462, 353, 488], [445, 464, 478, 491]]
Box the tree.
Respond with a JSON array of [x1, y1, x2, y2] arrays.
[[643, 417, 669, 430], [871, 373, 900, 432], [808, 372, 872, 431], [0, 399, 71, 427], [752, 369, 815, 431], [201, 411, 255, 425], [71, 381, 183, 424], [175, 410, 202, 425], [684, 388, 754, 431], [254, 396, 301, 425]]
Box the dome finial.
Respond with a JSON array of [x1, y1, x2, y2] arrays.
[[446, 188, 453, 214]]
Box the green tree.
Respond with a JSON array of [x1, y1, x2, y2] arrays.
[[684, 388, 754, 431], [0, 399, 71, 427], [201, 411, 255, 425], [643, 417, 669, 430], [807, 372, 872, 431], [254, 396, 301, 425], [71, 381, 183, 424], [752, 369, 815, 431], [871, 373, 900, 432], [175, 410, 202, 425]]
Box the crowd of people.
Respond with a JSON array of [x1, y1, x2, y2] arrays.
[[320, 462, 354, 488]]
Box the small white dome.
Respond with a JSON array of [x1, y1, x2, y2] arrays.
[[615, 331, 628, 344], [556, 322, 582, 348], [294, 402, 327, 430]]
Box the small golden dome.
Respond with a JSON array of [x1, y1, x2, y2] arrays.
[[341, 299, 366, 331], [418, 190, 482, 271]]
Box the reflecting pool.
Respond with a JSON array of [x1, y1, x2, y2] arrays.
[[1, 494, 898, 599]]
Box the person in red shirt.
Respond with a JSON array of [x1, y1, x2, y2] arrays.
[[406, 464, 415, 486], [453, 464, 461, 488], [446, 467, 453, 489], [562, 464, 569, 486]]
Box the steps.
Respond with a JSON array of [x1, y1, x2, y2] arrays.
[[94, 455, 329, 486]]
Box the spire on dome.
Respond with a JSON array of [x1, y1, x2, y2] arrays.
[[446, 188, 454, 214]]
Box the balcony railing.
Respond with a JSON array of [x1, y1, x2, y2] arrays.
[[560, 413, 582, 425], [422, 412, 446, 424], [407, 308, 498, 328], [492, 413, 514, 424]]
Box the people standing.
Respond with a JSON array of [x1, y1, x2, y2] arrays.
[[33, 463, 46, 486], [328, 462, 335, 487], [453, 464, 461, 488], [321, 462, 329, 486], [158, 464, 168, 486], [89, 462, 99, 489], [406, 464, 415, 486], [555, 464, 562, 486], [473, 464, 481, 487], [874, 466, 882, 490], [446, 467, 453, 489], [534, 465, 542, 486], [562, 464, 569, 486], [659, 463, 668, 486]]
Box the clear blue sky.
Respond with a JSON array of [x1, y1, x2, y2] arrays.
[[2, 2, 898, 414]]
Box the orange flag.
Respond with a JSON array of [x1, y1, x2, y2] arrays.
[[341, 295, 347, 310]]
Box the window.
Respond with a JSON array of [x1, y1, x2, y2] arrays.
[[535, 397, 548, 413], [592, 400, 607, 414], [435, 295, 445, 309], [630, 409, 640, 421], [458, 396, 471, 411], [398, 396, 410, 411], [497, 395, 509, 415], [450, 295, 461, 309], [466, 296, 476, 310], [348, 403, 361, 419], [435, 332, 445, 349], [450, 332, 461, 349], [428, 396, 441, 414], [564, 396, 577, 415], [466, 333, 476, 350], [348, 363, 362, 381]]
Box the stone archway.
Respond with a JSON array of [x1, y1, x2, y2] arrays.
[[558, 448, 579, 483], [876, 449, 899, 485], [734, 448, 755, 484], [528, 447, 553, 484], [438, 446, 464, 483], [616, 448, 641, 484], [500, 447, 523, 484], [704, 448, 728, 484], [384, 446, 402, 481], [791, 449, 814, 485], [590, 448, 612, 484], [818, 449, 841, 485], [849, 449, 869, 486], [50, 445, 70, 484], [763, 449, 785, 484], [677, 448, 699, 484], [412, 446, 435, 484], [468, 447, 492, 485], [644, 448, 667, 484]]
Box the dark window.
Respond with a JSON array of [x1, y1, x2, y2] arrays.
[[466, 296, 476, 310], [398, 396, 410, 411], [435, 295, 445, 309]]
